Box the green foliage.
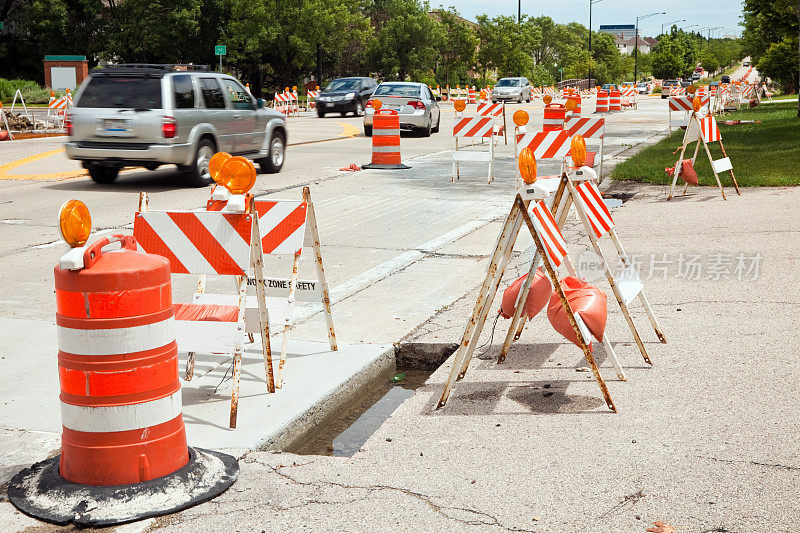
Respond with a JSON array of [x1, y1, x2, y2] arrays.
[[742, 0, 798, 100], [651, 28, 699, 79], [432, 7, 478, 87], [475, 15, 542, 83], [612, 102, 800, 186], [0, 79, 51, 104], [368, 0, 440, 81], [758, 37, 799, 93]]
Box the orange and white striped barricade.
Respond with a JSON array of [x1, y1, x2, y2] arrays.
[[668, 114, 741, 200], [565, 116, 605, 178], [595, 90, 609, 113], [531, 86, 542, 99], [515, 129, 571, 198], [201, 187, 337, 384], [668, 96, 694, 132], [608, 90, 622, 112], [9, 232, 237, 526], [307, 89, 319, 109], [738, 84, 754, 108], [621, 87, 637, 109], [452, 116, 494, 183], [273, 91, 289, 115], [436, 194, 619, 412], [363, 109, 409, 169], [134, 199, 264, 428], [291, 89, 300, 115], [543, 103, 566, 131], [468, 86, 477, 104], [477, 102, 507, 145]]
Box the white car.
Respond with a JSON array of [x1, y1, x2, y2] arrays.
[[363, 82, 441, 137]]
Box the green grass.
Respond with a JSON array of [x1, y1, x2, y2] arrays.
[[611, 102, 800, 187], [0, 78, 52, 105]]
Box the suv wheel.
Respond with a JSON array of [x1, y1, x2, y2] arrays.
[[257, 131, 285, 173], [183, 138, 216, 187], [87, 164, 120, 184]]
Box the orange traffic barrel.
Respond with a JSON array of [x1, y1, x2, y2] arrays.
[[9, 234, 238, 526], [543, 103, 566, 131], [595, 91, 609, 113], [363, 109, 410, 169], [609, 90, 622, 112]]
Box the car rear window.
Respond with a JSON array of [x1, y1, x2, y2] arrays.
[[77, 76, 162, 109], [496, 79, 520, 87], [373, 84, 421, 97], [326, 79, 360, 91]]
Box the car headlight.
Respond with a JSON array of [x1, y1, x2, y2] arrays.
[[345, 92, 356, 99]]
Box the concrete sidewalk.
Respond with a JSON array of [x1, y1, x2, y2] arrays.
[[157, 185, 800, 532]]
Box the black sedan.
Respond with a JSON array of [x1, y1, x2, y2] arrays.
[[316, 77, 377, 117]]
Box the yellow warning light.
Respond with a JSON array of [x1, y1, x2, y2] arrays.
[[59, 200, 92, 248], [512, 110, 529, 126], [454, 99, 466, 112], [221, 156, 257, 195], [209, 152, 232, 185], [565, 98, 577, 112], [570, 135, 587, 167], [543, 95, 552, 105], [371, 99, 383, 110]]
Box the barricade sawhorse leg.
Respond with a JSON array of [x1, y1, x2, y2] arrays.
[[436, 195, 617, 412]]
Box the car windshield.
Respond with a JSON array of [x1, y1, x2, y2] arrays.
[[373, 84, 420, 97], [326, 79, 360, 91], [77, 76, 163, 109], [496, 79, 520, 87]]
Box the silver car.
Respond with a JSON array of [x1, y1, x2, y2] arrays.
[[363, 82, 441, 137], [491, 77, 532, 103], [65, 65, 287, 186]]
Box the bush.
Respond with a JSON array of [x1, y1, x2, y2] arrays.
[[0, 78, 53, 104], [653, 86, 662, 94]]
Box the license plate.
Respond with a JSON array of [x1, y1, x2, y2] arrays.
[[104, 119, 129, 134]]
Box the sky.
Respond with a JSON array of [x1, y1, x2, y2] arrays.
[[444, 0, 744, 38]]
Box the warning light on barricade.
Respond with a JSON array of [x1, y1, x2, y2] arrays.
[[686, 85, 696, 95], [565, 98, 577, 112], [692, 96, 702, 112], [518, 146, 538, 184], [513, 109, 529, 126], [58, 200, 91, 248], [209, 152, 232, 184], [316, 85, 320, 91], [371, 99, 383, 110], [292, 86, 297, 91], [543, 94, 552, 105], [454, 99, 466, 112], [221, 156, 257, 194], [570, 135, 587, 167]]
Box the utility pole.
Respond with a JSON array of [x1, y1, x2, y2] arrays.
[[518, 0, 521, 23]]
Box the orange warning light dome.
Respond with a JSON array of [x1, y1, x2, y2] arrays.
[[209, 152, 232, 185], [512, 109, 529, 126], [543, 94, 552, 105], [518, 147, 537, 184], [570, 135, 587, 167], [59, 200, 92, 248], [221, 156, 256, 195], [371, 99, 383, 110], [454, 99, 466, 112], [565, 98, 577, 112]]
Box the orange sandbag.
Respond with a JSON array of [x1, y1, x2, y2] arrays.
[[546, 277, 607, 349], [679, 159, 698, 185], [499, 269, 552, 320]]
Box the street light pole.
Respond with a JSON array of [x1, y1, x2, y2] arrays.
[[635, 12, 665, 83], [662, 19, 685, 36]]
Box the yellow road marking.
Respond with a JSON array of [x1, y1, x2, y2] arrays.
[[0, 147, 89, 181], [334, 121, 360, 138]]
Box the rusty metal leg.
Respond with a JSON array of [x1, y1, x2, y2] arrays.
[[436, 202, 523, 409], [601, 335, 626, 381], [229, 351, 242, 429], [185, 352, 196, 381], [668, 143, 689, 200], [250, 201, 275, 393], [516, 201, 616, 412], [276, 253, 300, 389], [303, 188, 338, 351]]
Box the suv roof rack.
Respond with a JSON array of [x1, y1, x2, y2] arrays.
[[91, 64, 211, 78]]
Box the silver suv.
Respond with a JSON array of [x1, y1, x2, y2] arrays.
[[65, 64, 287, 186], [491, 77, 532, 103]]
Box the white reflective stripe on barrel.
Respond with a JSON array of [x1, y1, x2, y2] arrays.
[[60, 389, 183, 432], [57, 317, 175, 356]]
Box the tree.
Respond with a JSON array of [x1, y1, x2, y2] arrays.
[[368, 0, 440, 81], [475, 15, 541, 83], [742, 0, 799, 116], [431, 7, 478, 87], [650, 28, 698, 79]]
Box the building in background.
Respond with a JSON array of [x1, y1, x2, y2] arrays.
[[599, 24, 636, 39], [614, 36, 652, 55]]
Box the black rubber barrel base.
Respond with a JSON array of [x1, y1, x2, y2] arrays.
[[8, 447, 238, 527]]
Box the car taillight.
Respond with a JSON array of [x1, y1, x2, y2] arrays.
[[65, 114, 73, 136], [407, 100, 426, 110], [162, 116, 177, 139]]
